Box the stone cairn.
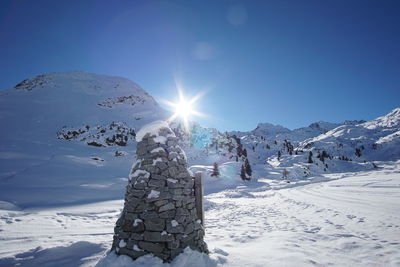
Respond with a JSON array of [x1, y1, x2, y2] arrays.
[[111, 122, 208, 262]]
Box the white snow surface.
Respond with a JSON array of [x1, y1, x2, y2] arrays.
[[119, 240, 126, 248], [147, 190, 160, 199], [131, 169, 150, 179], [133, 245, 143, 252], [152, 158, 163, 166], [133, 219, 142, 227], [0, 71, 168, 207], [1, 71, 400, 266], [96, 248, 220, 267], [151, 147, 166, 154], [0, 163, 399, 266]]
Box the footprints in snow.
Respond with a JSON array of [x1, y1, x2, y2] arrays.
[[206, 188, 396, 254]]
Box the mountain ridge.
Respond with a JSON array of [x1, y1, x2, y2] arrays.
[[0, 71, 399, 207]]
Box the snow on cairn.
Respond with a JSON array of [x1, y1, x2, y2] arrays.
[[97, 247, 219, 267], [109, 120, 208, 262], [147, 190, 160, 199], [135, 120, 173, 143]]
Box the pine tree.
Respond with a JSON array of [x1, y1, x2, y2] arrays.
[[282, 168, 289, 179], [245, 158, 252, 177], [233, 135, 243, 157], [211, 162, 220, 177], [277, 151, 281, 161], [240, 164, 247, 181], [307, 151, 313, 163], [355, 148, 362, 157]]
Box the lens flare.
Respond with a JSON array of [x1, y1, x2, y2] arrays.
[[160, 83, 207, 132], [175, 99, 193, 119]]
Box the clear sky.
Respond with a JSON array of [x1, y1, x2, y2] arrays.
[[0, 0, 399, 131]]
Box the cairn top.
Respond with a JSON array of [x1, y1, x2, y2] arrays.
[[136, 120, 174, 143]]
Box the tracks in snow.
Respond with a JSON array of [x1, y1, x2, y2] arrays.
[[205, 170, 400, 266]]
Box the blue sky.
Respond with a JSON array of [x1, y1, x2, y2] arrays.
[[0, 0, 399, 131]]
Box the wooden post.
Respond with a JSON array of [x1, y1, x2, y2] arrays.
[[194, 172, 204, 225]]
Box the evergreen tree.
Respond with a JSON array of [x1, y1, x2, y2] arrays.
[[240, 164, 247, 181], [355, 148, 362, 157], [317, 153, 323, 162], [211, 162, 220, 177], [284, 139, 294, 155], [282, 168, 289, 179], [307, 151, 313, 163], [233, 135, 243, 157], [277, 151, 281, 161], [245, 158, 252, 177], [317, 150, 329, 162]]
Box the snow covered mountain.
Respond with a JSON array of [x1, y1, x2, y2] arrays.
[[299, 107, 400, 162], [230, 120, 343, 142], [0, 71, 399, 267], [0, 71, 167, 207], [231, 108, 400, 180], [0, 71, 399, 207]]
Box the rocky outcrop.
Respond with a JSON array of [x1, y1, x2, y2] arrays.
[[111, 121, 208, 262]]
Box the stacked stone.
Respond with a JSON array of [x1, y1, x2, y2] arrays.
[[111, 124, 208, 262]]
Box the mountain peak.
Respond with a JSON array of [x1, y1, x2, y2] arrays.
[[14, 71, 144, 95], [2, 71, 167, 142], [308, 121, 339, 130], [363, 107, 400, 129], [253, 122, 290, 135], [388, 107, 400, 117]]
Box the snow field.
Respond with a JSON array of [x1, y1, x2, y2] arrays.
[[0, 164, 399, 266]]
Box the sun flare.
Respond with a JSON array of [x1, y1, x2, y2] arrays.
[[175, 99, 193, 120], [160, 85, 207, 132]]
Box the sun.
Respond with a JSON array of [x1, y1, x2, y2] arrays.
[[160, 85, 206, 132], [175, 98, 193, 120]]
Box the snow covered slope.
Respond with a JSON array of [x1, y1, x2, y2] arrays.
[[230, 120, 344, 142], [0, 163, 399, 266], [0, 71, 167, 207], [299, 107, 400, 162], [1, 71, 164, 140], [0, 71, 399, 207], [0, 71, 399, 266], [229, 108, 400, 180]]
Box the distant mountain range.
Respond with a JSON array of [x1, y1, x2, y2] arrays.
[[0, 71, 399, 207]]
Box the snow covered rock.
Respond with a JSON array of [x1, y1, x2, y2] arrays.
[[112, 121, 208, 262]]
